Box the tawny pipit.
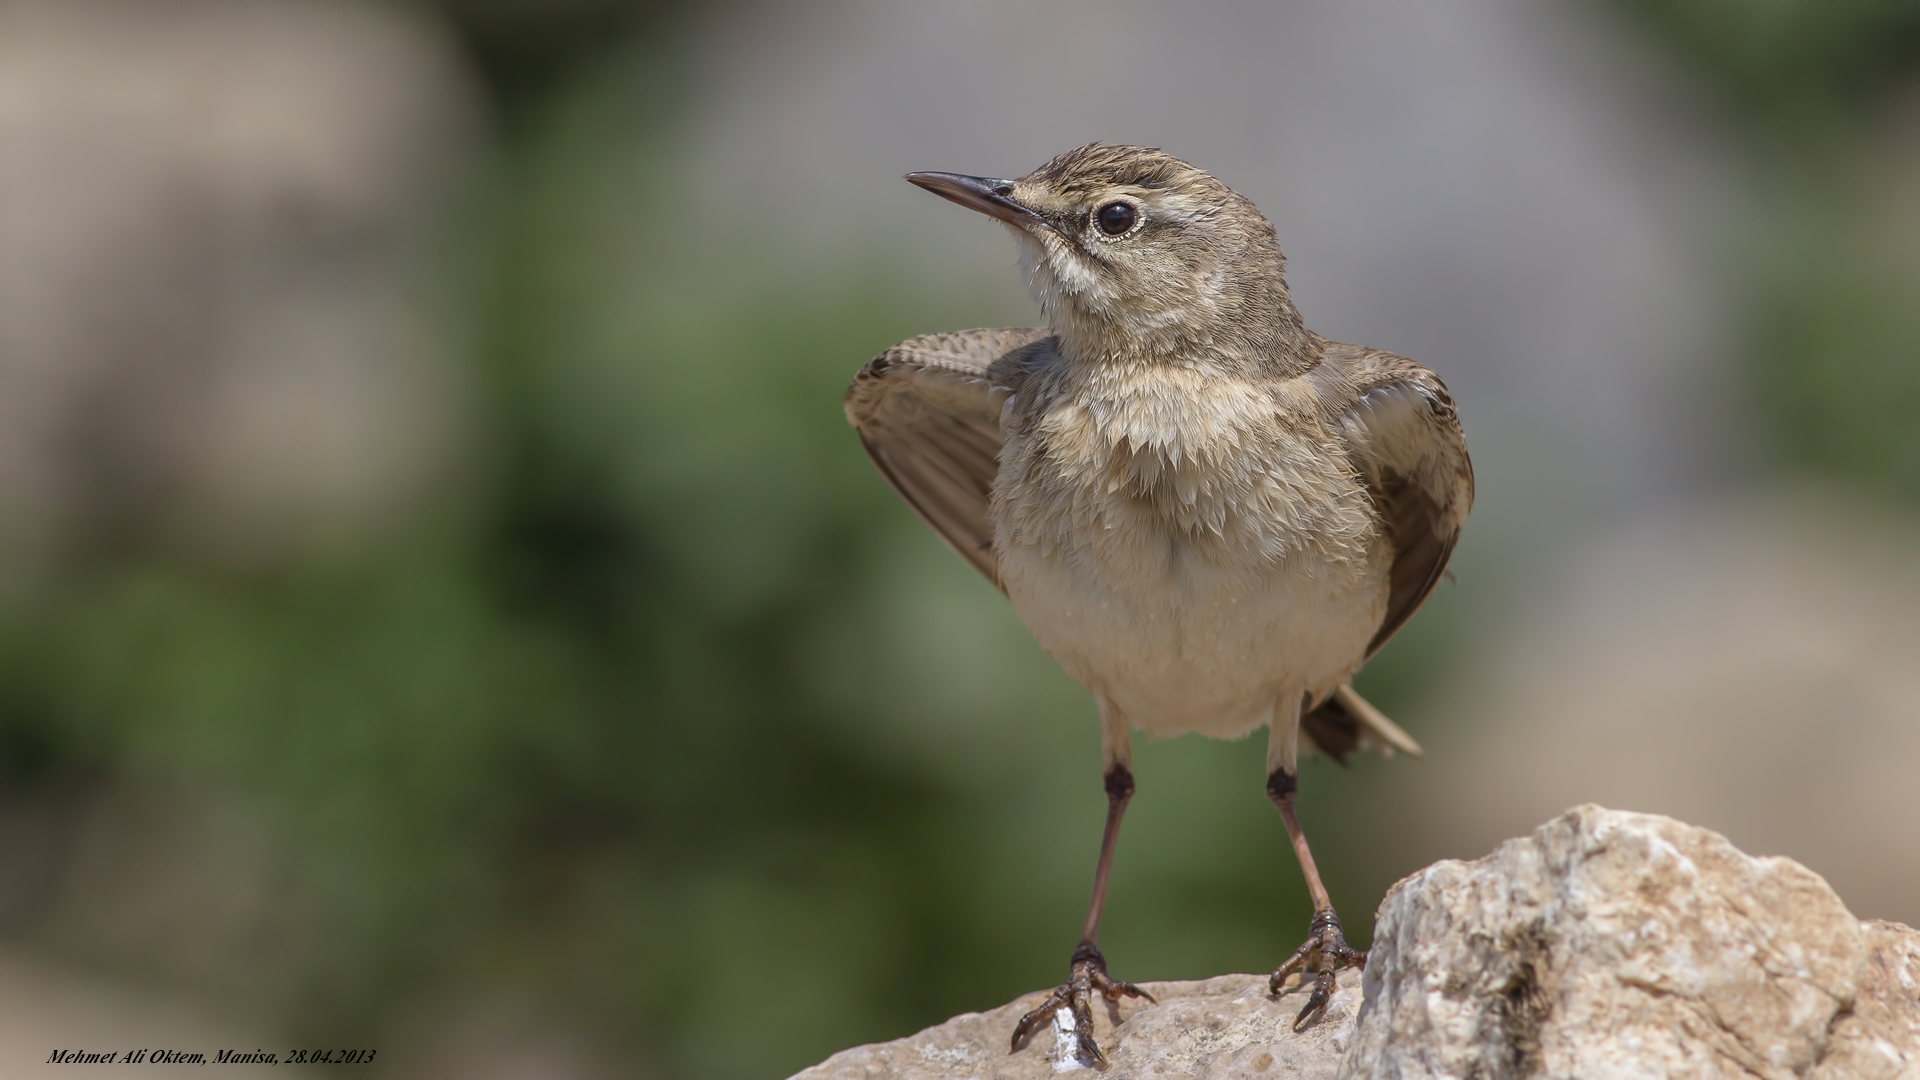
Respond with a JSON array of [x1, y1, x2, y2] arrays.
[[846, 145, 1472, 1066]]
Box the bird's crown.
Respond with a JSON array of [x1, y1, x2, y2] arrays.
[[1020, 144, 1220, 202], [908, 145, 1309, 372]]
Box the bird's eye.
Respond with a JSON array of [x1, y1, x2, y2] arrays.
[[1095, 201, 1137, 236]]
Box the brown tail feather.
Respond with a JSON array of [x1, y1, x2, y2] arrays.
[[1300, 684, 1424, 764], [1301, 696, 1363, 764]]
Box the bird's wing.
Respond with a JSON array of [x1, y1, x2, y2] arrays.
[[1294, 344, 1471, 763], [845, 328, 1056, 587], [1309, 342, 1475, 659]]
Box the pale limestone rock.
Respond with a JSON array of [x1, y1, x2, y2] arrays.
[[791, 975, 1357, 1080], [1812, 921, 1920, 1080], [1345, 805, 1920, 1080], [793, 808, 1920, 1080]]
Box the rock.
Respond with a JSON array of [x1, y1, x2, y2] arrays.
[[790, 807, 1920, 1080], [1818, 922, 1920, 1080], [1349, 805, 1920, 1080], [792, 975, 1357, 1080]]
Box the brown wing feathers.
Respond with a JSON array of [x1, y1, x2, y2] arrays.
[[1313, 353, 1474, 659], [1366, 468, 1461, 657], [1302, 346, 1472, 760], [845, 329, 1052, 586]]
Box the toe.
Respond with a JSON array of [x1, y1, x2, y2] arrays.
[[1092, 971, 1155, 1004], [1073, 1029, 1108, 1070], [1268, 938, 1315, 997], [1011, 987, 1071, 1052], [1290, 972, 1336, 1032]]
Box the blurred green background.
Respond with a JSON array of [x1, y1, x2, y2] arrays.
[[1, 1, 1918, 1076]]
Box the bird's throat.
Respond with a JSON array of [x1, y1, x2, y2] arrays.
[[1049, 314, 1317, 381]]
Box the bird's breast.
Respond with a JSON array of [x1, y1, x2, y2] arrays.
[[994, 364, 1375, 575], [989, 363, 1389, 736]]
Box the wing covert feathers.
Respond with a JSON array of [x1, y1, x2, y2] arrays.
[[1307, 342, 1474, 658], [844, 328, 1054, 586]]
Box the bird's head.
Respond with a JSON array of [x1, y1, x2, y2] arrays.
[[907, 145, 1308, 369]]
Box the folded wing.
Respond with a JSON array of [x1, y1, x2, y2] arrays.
[[1302, 343, 1474, 760], [844, 328, 1055, 587], [1311, 343, 1474, 657]]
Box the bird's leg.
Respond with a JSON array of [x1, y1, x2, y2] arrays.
[[1266, 767, 1366, 1031], [1011, 720, 1153, 1068]]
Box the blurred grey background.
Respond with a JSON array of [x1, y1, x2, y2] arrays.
[[2, 0, 1917, 1076]]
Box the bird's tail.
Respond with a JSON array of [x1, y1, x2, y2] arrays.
[[1300, 683, 1424, 764]]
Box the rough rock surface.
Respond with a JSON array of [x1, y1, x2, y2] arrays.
[[791, 807, 1920, 1080], [1349, 805, 1920, 1080], [793, 975, 1358, 1080]]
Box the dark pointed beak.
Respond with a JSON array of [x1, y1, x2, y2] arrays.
[[906, 172, 1046, 231]]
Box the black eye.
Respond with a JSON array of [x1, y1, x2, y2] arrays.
[[1095, 201, 1137, 236]]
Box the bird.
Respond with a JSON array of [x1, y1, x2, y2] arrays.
[[844, 145, 1472, 1067]]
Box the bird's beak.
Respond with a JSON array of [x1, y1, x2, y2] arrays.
[[905, 172, 1047, 231]]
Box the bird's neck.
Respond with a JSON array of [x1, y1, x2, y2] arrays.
[[1051, 309, 1316, 380], [1044, 270, 1317, 379]]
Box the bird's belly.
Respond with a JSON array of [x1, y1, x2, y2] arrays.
[[998, 527, 1388, 740]]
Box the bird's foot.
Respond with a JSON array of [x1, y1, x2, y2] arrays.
[[1010, 941, 1154, 1069], [1270, 909, 1366, 1031]]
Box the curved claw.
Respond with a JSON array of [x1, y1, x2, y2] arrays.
[[1072, 1030, 1107, 1070], [1010, 943, 1148, 1069], [1013, 986, 1105, 1068], [1093, 971, 1155, 1005], [1292, 971, 1337, 1032], [1269, 937, 1314, 995], [1010, 986, 1072, 1053], [1270, 910, 1367, 1031]]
